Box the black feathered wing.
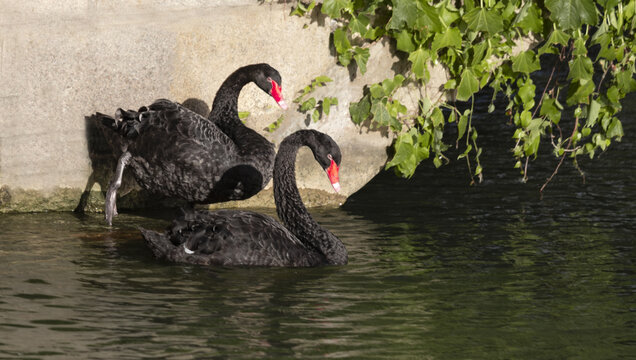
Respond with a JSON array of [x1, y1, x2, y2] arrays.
[[119, 100, 246, 202], [143, 210, 325, 267]]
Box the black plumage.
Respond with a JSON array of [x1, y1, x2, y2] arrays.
[[93, 64, 286, 225], [141, 130, 348, 267]]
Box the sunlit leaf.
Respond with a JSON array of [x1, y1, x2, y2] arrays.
[[566, 79, 595, 106], [606, 118, 624, 139], [513, 0, 543, 34], [395, 30, 416, 53], [371, 101, 392, 126], [333, 28, 351, 55], [545, 0, 598, 30], [387, 0, 421, 30], [568, 56, 594, 81], [456, 69, 479, 101], [300, 97, 316, 112], [540, 97, 562, 124], [349, 95, 371, 124], [512, 50, 541, 73], [457, 114, 468, 141], [464, 7, 504, 34], [408, 48, 430, 80], [382, 75, 405, 95], [321, 0, 351, 18], [431, 27, 462, 51], [353, 47, 370, 74]]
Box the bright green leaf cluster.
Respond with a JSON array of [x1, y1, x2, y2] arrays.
[[292, 0, 636, 186], [350, 75, 406, 132], [293, 76, 339, 122], [264, 115, 285, 133]]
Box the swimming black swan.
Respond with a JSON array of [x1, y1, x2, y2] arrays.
[[94, 63, 286, 225], [140, 130, 348, 267]]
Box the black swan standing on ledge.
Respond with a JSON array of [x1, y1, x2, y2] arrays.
[[94, 64, 287, 225], [140, 130, 347, 267]]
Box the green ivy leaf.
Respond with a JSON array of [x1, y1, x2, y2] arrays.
[[264, 115, 284, 133], [517, 79, 536, 110], [540, 97, 562, 124], [321, 0, 352, 18], [371, 101, 392, 126], [470, 41, 489, 66], [436, 2, 460, 29], [408, 48, 430, 80], [338, 52, 352, 66], [512, 50, 541, 73], [616, 69, 636, 93], [585, 98, 601, 127], [290, 1, 316, 16], [350, 95, 371, 125], [314, 75, 333, 85], [568, 56, 594, 82], [386, 136, 416, 176], [431, 27, 462, 51], [348, 14, 369, 36], [353, 47, 370, 74], [464, 7, 504, 34], [312, 108, 320, 122], [238, 111, 250, 120], [370, 84, 385, 99], [538, 29, 571, 54], [513, 0, 543, 34], [566, 79, 595, 106], [322, 97, 338, 116], [457, 113, 468, 141], [545, 0, 598, 30], [606, 118, 624, 139], [524, 131, 541, 156], [395, 30, 416, 53], [387, 0, 421, 30], [456, 69, 480, 101], [381, 75, 405, 95], [333, 28, 351, 55], [300, 97, 317, 112]]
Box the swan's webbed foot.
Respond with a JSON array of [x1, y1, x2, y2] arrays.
[[105, 151, 131, 226]]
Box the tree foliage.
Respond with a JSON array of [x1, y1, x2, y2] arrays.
[[292, 0, 636, 189]]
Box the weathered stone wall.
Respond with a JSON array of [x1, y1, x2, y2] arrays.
[[0, 1, 539, 213], [0, 1, 393, 212]]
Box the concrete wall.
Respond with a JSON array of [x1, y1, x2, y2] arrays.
[[0, 1, 538, 213], [0, 1, 396, 212]]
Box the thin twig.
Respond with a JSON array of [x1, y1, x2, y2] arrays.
[[540, 116, 580, 195]]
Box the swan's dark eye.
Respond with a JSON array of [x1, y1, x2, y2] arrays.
[[327, 154, 333, 161]]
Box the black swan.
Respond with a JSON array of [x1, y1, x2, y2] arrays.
[[140, 130, 347, 267], [94, 63, 286, 225]]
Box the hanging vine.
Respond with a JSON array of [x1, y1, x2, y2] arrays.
[[292, 0, 636, 190]]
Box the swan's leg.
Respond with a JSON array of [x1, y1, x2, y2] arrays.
[[105, 151, 132, 226]]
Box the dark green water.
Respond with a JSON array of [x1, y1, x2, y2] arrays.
[[2, 94, 636, 358]]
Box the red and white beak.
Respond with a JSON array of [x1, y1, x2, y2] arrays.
[[326, 157, 340, 193], [269, 79, 288, 110]]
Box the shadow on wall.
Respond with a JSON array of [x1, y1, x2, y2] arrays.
[[74, 98, 212, 214]]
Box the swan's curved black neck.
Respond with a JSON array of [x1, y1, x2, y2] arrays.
[[273, 130, 347, 265], [206, 64, 275, 185], [209, 66, 254, 129]]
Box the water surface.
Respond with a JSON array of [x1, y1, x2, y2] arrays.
[[1, 96, 635, 358]]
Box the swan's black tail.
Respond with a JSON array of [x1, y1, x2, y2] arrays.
[[140, 227, 174, 260]]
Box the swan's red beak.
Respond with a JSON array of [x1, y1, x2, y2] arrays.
[[269, 80, 288, 110], [326, 158, 340, 193]]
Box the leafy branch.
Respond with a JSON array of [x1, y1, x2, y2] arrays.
[[294, 76, 339, 122], [292, 0, 636, 189]]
